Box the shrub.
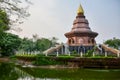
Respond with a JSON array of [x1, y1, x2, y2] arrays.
[[33, 55, 63, 66], [85, 49, 94, 57], [71, 50, 77, 54]]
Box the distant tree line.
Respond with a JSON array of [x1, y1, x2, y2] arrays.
[[19, 36, 58, 54], [0, 32, 58, 56]]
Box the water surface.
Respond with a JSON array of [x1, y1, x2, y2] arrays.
[[0, 62, 120, 80]]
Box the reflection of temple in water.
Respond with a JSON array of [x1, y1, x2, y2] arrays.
[[64, 5, 98, 53]]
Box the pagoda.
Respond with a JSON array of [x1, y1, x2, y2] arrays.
[[64, 5, 98, 53]]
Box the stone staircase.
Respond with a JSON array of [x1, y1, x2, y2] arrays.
[[43, 45, 63, 55], [101, 44, 120, 54]]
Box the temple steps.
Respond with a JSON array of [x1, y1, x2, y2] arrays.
[[43, 44, 120, 56], [43, 45, 63, 55], [101, 44, 120, 54]]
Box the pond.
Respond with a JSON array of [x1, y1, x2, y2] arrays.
[[0, 62, 120, 80]]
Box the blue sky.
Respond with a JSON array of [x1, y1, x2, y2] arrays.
[[12, 0, 120, 43]]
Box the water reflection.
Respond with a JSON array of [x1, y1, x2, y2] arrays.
[[0, 62, 120, 80], [0, 62, 19, 80]]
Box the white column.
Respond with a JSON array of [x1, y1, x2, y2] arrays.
[[45, 53, 48, 56], [64, 44, 68, 54], [80, 52, 83, 57], [68, 51, 70, 56], [22, 51, 24, 55], [93, 52, 95, 57], [105, 51, 107, 57], [65, 45, 68, 54], [117, 52, 120, 57]]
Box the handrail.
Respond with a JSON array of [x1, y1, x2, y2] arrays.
[[101, 44, 120, 54], [43, 45, 63, 54]]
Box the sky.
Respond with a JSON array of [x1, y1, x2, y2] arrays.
[[11, 0, 120, 44]]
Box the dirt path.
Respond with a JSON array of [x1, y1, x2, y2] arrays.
[[0, 57, 10, 62]]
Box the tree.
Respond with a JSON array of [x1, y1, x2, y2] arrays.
[[0, 0, 31, 27], [0, 10, 10, 32], [50, 37, 58, 47], [19, 37, 53, 53], [32, 34, 39, 41], [19, 38, 35, 53], [0, 0, 31, 56], [0, 33, 21, 56], [104, 38, 120, 50], [36, 38, 52, 52]]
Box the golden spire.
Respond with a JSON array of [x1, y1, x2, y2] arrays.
[[77, 4, 84, 14]]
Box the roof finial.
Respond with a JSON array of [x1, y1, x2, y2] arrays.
[[77, 4, 84, 14]]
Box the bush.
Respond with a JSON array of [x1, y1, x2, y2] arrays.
[[33, 55, 63, 66], [58, 56, 74, 59], [71, 50, 77, 54], [85, 49, 94, 57]]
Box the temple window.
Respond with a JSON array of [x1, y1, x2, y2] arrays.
[[68, 38, 74, 44], [91, 39, 94, 44], [88, 40, 90, 43]]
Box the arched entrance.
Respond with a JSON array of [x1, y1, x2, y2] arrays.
[[78, 45, 85, 54]]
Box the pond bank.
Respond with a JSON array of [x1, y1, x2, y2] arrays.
[[0, 57, 10, 62], [16, 56, 120, 69]]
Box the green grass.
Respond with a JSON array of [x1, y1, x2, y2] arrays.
[[57, 55, 75, 59], [16, 54, 37, 57], [15, 53, 118, 59]]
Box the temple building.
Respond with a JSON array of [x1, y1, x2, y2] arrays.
[[64, 5, 98, 53], [43, 5, 120, 56]]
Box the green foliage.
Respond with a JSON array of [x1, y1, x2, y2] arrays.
[[10, 55, 17, 62], [16, 53, 37, 57], [85, 46, 96, 57], [58, 56, 74, 59], [0, 10, 10, 31], [85, 49, 94, 57], [0, 1, 31, 56], [19, 37, 53, 53], [0, 63, 19, 80], [35, 38, 52, 51], [10, 55, 16, 59], [19, 38, 36, 52], [50, 37, 58, 47], [33, 55, 63, 66], [0, 33, 21, 56], [71, 50, 77, 54], [104, 38, 120, 50], [0, 0, 31, 25]]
